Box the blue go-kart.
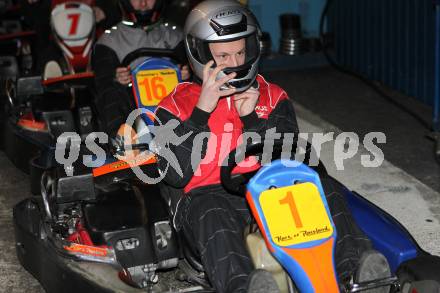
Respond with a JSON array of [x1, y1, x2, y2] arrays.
[[220, 141, 440, 293]]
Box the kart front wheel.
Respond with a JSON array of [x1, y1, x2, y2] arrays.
[[396, 255, 440, 293]]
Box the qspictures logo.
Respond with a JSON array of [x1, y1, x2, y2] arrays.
[[54, 109, 387, 183]]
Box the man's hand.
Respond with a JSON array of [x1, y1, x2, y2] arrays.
[[234, 87, 260, 117], [115, 66, 131, 85], [114, 123, 139, 160], [196, 60, 237, 113], [93, 6, 106, 23]]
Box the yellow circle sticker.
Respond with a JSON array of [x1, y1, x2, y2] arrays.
[[259, 182, 333, 247], [135, 68, 179, 106]]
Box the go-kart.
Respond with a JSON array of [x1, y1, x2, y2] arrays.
[[220, 142, 440, 293], [2, 0, 98, 191], [3, 71, 96, 193], [13, 149, 193, 292], [12, 46, 203, 293]]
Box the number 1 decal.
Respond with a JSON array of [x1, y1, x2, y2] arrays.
[[67, 13, 81, 36], [279, 191, 303, 228], [260, 183, 334, 246]]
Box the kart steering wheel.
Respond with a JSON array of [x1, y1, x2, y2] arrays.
[[121, 47, 186, 68], [220, 140, 327, 195]]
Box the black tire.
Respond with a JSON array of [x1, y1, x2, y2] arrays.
[[396, 255, 440, 293], [3, 120, 32, 173], [397, 270, 416, 293]]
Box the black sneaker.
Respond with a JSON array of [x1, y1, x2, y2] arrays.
[[355, 250, 392, 293], [246, 269, 280, 293]]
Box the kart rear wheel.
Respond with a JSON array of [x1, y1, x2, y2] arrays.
[[396, 255, 440, 293]]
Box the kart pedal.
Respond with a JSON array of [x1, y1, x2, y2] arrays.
[[177, 259, 211, 288]]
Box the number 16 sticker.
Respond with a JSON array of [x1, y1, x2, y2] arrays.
[[135, 69, 179, 106]]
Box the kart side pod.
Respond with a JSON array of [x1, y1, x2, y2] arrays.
[[246, 160, 339, 293]]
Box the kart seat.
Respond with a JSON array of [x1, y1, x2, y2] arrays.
[[82, 187, 145, 245], [82, 184, 180, 269], [82, 182, 174, 243], [82, 187, 162, 268]]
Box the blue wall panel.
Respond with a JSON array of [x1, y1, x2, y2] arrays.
[[329, 0, 436, 107]]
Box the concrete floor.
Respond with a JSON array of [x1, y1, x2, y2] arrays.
[[0, 152, 45, 293], [1, 66, 440, 292], [265, 67, 440, 193], [295, 103, 440, 255]]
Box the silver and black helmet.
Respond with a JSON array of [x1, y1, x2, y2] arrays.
[[184, 0, 261, 92]]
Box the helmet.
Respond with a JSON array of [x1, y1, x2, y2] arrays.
[[120, 0, 166, 27], [184, 0, 261, 92]]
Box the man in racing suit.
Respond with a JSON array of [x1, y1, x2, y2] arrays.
[[92, 0, 189, 138], [154, 1, 391, 292]]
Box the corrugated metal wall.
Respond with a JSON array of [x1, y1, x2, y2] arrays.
[[328, 0, 436, 106]]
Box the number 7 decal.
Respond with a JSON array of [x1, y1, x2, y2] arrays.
[[67, 13, 81, 36]]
